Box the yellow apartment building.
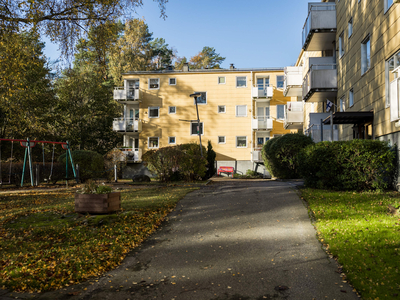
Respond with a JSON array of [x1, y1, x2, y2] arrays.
[[112, 64, 294, 177], [284, 0, 400, 184]]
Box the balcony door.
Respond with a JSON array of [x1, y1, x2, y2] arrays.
[[127, 80, 139, 99], [257, 77, 270, 98]]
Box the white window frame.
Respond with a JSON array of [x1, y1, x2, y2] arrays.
[[277, 105, 285, 119], [348, 18, 353, 38], [169, 78, 176, 86], [236, 136, 247, 148], [148, 78, 160, 90], [361, 35, 371, 75], [168, 106, 176, 114], [190, 122, 204, 136], [218, 77, 226, 84], [339, 96, 346, 112], [194, 92, 207, 105], [236, 105, 247, 117], [276, 75, 284, 88], [148, 137, 159, 149], [387, 49, 400, 121], [168, 137, 176, 145], [236, 76, 247, 88], [349, 89, 354, 107], [218, 136, 226, 144], [385, 0, 394, 13], [218, 105, 226, 114], [339, 31, 345, 58], [148, 106, 160, 118]]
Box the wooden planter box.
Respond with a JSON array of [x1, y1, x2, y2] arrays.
[[75, 192, 121, 214]]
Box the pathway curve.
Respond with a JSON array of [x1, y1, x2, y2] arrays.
[[4, 180, 359, 300]]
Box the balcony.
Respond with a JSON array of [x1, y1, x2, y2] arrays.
[[119, 148, 142, 162], [305, 113, 338, 142], [252, 149, 262, 162], [113, 118, 142, 132], [284, 102, 304, 130], [283, 67, 303, 97], [113, 87, 141, 103], [302, 2, 336, 51], [302, 57, 337, 102], [252, 86, 273, 99], [252, 117, 273, 130]]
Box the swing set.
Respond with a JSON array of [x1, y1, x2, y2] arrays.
[[0, 138, 77, 187]]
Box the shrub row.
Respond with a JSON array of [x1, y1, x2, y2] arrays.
[[142, 143, 212, 182], [262, 134, 396, 191]]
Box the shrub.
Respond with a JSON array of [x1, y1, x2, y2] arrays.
[[103, 149, 126, 181], [58, 150, 104, 182], [298, 140, 396, 191], [142, 143, 207, 182], [262, 133, 314, 179], [205, 140, 216, 179]]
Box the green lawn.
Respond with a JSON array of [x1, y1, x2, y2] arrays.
[[300, 188, 400, 300], [0, 184, 199, 292]]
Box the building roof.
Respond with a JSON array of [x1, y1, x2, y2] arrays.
[[123, 67, 284, 76]]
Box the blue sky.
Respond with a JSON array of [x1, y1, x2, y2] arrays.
[[44, 0, 312, 68]]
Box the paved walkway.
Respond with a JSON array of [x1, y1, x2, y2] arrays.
[[2, 180, 359, 300]]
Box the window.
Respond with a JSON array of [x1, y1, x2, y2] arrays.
[[218, 77, 226, 84], [339, 96, 345, 112], [349, 89, 354, 107], [218, 136, 226, 144], [148, 107, 159, 118], [339, 31, 345, 57], [257, 137, 264, 146], [127, 79, 139, 99], [191, 122, 203, 135], [169, 78, 176, 85], [265, 106, 270, 118], [149, 78, 160, 89], [348, 18, 353, 38], [257, 77, 270, 89], [386, 49, 400, 120], [236, 136, 247, 148], [218, 105, 226, 113], [276, 75, 284, 88], [236, 105, 247, 117], [361, 36, 371, 75], [277, 105, 285, 119], [385, 0, 394, 12], [168, 137, 176, 144], [168, 106, 176, 114], [148, 137, 159, 148], [194, 92, 207, 105], [236, 76, 247, 88]]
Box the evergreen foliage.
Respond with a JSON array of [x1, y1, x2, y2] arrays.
[[58, 150, 104, 182], [262, 133, 314, 179]]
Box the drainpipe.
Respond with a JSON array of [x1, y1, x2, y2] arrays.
[[250, 71, 254, 161]]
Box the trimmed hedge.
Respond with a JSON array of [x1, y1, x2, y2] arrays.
[[298, 140, 396, 191], [142, 143, 207, 182], [262, 133, 314, 179], [58, 150, 104, 182]]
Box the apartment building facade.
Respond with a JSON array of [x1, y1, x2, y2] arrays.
[[113, 65, 294, 177]]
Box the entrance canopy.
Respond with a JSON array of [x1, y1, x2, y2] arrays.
[[322, 111, 374, 125]]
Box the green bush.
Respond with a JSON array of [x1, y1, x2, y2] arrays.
[[58, 150, 104, 182], [142, 143, 207, 182], [262, 133, 314, 179], [298, 140, 396, 191], [205, 140, 216, 179]]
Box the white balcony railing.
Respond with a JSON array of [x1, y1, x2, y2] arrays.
[[252, 150, 262, 162], [252, 117, 273, 130], [119, 148, 142, 162], [113, 87, 140, 101], [284, 102, 304, 130], [283, 66, 303, 97], [302, 3, 336, 51], [305, 124, 338, 142], [302, 59, 337, 102], [252, 86, 273, 98], [113, 118, 142, 132]]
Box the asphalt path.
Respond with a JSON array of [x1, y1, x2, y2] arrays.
[[3, 180, 360, 300]]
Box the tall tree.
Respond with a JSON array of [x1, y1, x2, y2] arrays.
[[108, 19, 154, 86], [0, 0, 168, 59], [189, 47, 225, 69], [0, 30, 56, 139], [150, 38, 175, 70]]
